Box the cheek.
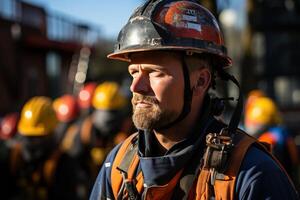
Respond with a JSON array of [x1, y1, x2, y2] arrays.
[[150, 76, 183, 104], [149, 77, 168, 100]]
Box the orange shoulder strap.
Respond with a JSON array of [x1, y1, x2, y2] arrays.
[[196, 131, 256, 200], [215, 131, 297, 199], [213, 132, 256, 200], [111, 132, 139, 198], [80, 117, 93, 145], [43, 149, 62, 186], [60, 124, 79, 152]]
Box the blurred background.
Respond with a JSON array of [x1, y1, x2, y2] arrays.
[[0, 0, 143, 112], [1, 0, 300, 198]]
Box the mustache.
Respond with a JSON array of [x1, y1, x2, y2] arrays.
[[132, 94, 159, 105]]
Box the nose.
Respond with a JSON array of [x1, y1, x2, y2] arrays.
[[130, 72, 151, 95]]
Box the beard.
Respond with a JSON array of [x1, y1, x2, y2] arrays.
[[131, 93, 178, 130]]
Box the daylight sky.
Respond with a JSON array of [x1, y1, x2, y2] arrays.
[[23, 0, 245, 39], [23, 0, 144, 39]]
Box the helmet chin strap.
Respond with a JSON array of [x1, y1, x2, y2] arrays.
[[156, 54, 193, 131], [217, 69, 244, 137]]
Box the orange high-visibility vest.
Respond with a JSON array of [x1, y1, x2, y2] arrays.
[[110, 131, 290, 200]]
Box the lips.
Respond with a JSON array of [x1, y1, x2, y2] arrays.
[[132, 94, 159, 109], [135, 101, 152, 108]]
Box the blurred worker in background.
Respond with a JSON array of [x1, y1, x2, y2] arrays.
[[0, 112, 19, 149], [53, 94, 79, 145], [0, 112, 19, 142], [245, 96, 299, 183], [0, 112, 19, 199], [245, 89, 266, 113], [91, 81, 132, 146], [77, 82, 97, 117], [62, 81, 132, 193], [9, 96, 88, 200]]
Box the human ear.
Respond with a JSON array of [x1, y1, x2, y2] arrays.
[[192, 68, 211, 96]]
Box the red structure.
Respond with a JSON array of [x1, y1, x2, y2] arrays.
[[0, 0, 100, 114]]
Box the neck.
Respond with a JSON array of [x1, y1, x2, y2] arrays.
[[153, 99, 203, 152]]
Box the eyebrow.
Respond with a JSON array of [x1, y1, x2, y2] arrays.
[[128, 64, 168, 72]]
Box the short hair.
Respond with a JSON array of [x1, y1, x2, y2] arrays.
[[185, 53, 217, 89], [185, 53, 216, 72]]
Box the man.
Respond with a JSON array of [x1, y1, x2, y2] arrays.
[[245, 96, 299, 183], [61, 81, 131, 192], [90, 1, 298, 199], [77, 82, 97, 117], [0, 112, 19, 199], [244, 89, 266, 114], [53, 94, 79, 145], [11, 96, 87, 200]]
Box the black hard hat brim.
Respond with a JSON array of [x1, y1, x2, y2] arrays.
[[107, 46, 232, 69]]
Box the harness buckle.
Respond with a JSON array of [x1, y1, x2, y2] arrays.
[[203, 128, 234, 184], [116, 167, 140, 200]]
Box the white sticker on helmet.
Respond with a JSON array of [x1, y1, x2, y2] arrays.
[[182, 14, 197, 22], [187, 22, 201, 31]]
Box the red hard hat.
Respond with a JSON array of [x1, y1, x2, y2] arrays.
[[0, 112, 19, 140], [108, 0, 231, 68], [53, 95, 79, 123], [77, 82, 97, 109]]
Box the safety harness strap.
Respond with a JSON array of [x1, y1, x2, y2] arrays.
[[111, 133, 139, 198], [80, 116, 93, 145], [171, 111, 217, 200], [43, 149, 62, 186], [60, 124, 78, 152], [210, 131, 256, 200], [190, 131, 252, 199], [111, 129, 292, 200]]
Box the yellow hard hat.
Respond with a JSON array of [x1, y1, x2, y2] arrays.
[[18, 96, 58, 136], [245, 97, 282, 127], [92, 82, 127, 110]]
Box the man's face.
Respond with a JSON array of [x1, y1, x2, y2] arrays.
[[128, 51, 184, 130]]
